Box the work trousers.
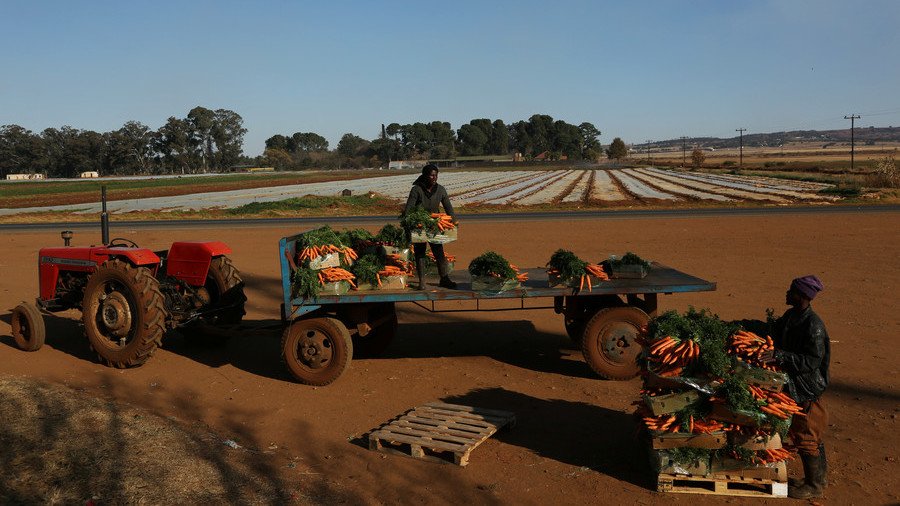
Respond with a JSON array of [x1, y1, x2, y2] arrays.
[[789, 397, 828, 456], [413, 243, 449, 277]]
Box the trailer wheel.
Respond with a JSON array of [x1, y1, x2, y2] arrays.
[[203, 256, 246, 325], [282, 317, 352, 386], [11, 302, 45, 351], [82, 259, 167, 368], [352, 303, 398, 357], [581, 306, 648, 380]]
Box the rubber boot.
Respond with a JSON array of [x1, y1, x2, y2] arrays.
[[415, 258, 427, 290], [437, 260, 457, 289], [788, 450, 826, 499]]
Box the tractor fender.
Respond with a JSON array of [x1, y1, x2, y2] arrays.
[[165, 241, 232, 286], [94, 247, 161, 267], [37, 246, 160, 301]]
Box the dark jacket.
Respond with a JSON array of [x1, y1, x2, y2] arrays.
[[773, 306, 830, 404], [405, 176, 454, 217]]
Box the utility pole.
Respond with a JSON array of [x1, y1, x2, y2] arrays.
[[735, 128, 747, 168], [844, 114, 860, 171], [680, 136, 688, 167], [646, 140, 652, 164]]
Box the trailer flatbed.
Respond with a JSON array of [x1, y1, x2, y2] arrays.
[[277, 233, 716, 386]]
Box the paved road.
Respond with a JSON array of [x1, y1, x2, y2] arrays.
[[2, 205, 897, 231]]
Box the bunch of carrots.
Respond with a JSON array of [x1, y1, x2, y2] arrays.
[[641, 414, 724, 434], [510, 264, 529, 282], [431, 213, 456, 232], [647, 335, 700, 377], [375, 265, 407, 287], [578, 264, 609, 291], [754, 448, 795, 464], [318, 267, 356, 288], [729, 330, 779, 371], [643, 414, 681, 433], [748, 385, 805, 419], [298, 244, 358, 266], [387, 253, 413, 274]]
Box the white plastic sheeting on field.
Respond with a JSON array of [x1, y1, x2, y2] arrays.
[[0, 168, 838, 216]]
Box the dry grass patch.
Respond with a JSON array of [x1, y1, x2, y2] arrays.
[[0, 377, 328, 505]]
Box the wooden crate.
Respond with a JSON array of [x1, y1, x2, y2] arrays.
[[410, 227, 457, 244], [728, 432, 782, 451], [650, 431, 727, 450], [657, 472, 787, 498], [471, 276, 520, 293], [368, 402, 516, 466], [644, 390, 701, 416], [711, 458, 788, 481], [307, 252, 341, 270]]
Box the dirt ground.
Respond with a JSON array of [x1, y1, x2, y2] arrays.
[[1, 211, 898, 505]]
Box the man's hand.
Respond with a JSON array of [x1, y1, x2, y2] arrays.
[[758, 349, 777, 364]]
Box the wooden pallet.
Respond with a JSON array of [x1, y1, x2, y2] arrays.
[[368, 402, 516, 466], [657, 473, 787, 498]]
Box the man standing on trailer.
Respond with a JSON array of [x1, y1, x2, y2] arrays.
[[762, 275, 830, 499], [404, 164, 457, 290]]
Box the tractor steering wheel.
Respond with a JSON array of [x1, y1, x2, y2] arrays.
[[108, 238, 139, 248]]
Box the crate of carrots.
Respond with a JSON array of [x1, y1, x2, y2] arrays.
[[545, 249, 608, 292], [403, 207, 458, 244], [634, 309, 796, 496]]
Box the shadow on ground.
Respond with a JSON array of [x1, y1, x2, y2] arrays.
[[441, 387, 650, 490]]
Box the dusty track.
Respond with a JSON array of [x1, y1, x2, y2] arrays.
[[1, 211, 898, 504]]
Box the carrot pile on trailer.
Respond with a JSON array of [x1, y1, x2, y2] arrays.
[[636, 308, 798, 493]]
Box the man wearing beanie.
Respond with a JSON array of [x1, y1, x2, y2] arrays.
[[762, 275, 830, 499], [404, 164, 457, 290]]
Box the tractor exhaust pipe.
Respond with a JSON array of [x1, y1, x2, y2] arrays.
[[100, 185, 109, 246]]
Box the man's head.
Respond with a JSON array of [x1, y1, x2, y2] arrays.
[[422, 164, 439, 187], [786, 275, 824, 307]]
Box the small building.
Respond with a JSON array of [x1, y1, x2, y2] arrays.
[[6, 173, 44, 180], [79, 171, 99, 178]]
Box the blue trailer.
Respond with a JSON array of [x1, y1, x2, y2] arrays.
[[278, 232, 716, 386]]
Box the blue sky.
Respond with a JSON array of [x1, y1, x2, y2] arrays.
[[2, 1, 898, 156]]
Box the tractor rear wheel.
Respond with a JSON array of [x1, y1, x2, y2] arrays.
[[82, 259, 167, 368], [281, 317, 352, 386], [581, 306, 648, 380], [11, 302, 45, 351], [203, 255, 247, 325]]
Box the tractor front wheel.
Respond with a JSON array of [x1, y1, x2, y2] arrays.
[[11, 302, 45, 351], [82, 259, 167, 368], [282, 317, 352, 386]]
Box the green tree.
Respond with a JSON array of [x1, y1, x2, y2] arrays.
[[578, 122, 602, 158], [457, 123, 489, 155], [212, 108, 247, 169], [0, 124, 43, 176], [488, 119, 508, 155], [106, 121, 153, 175], [154, 117, 199, 174], [606, 137, 627, 160], [337, 133, 368, 157], [262, 147, 293, 170], [290, 132, 328, 152]]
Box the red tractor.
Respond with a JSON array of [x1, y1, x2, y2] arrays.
[[10, 187, 246, 368]]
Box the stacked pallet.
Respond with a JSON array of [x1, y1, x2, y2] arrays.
[[636, 309, 798, 498]]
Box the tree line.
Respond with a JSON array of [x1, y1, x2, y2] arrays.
[[0, 108, 605, 177], [264, 114, 604, 170], [0, 106, 247, 178]]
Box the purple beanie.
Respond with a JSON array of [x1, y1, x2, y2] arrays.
[[790, 275, 824, 300]]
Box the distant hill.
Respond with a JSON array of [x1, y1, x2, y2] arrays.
[[651, 126, 900, 150]]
